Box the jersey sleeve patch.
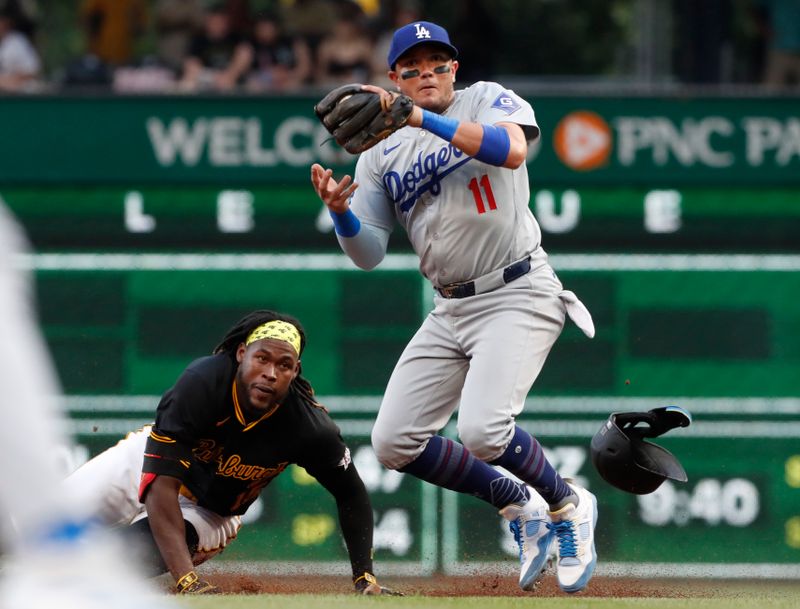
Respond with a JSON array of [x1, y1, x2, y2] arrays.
[[138, 472, 157, 501], [491, 91, 521, 115], [338, 446, 352, 470]]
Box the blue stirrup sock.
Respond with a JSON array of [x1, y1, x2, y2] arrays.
[[399, 435, 529, 509], [490, 425, 573, 507]]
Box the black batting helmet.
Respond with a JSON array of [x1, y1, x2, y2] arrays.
[[590, 405, 691, 495]]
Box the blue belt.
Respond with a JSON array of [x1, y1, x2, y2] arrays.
[[437, 257, 532, 299]]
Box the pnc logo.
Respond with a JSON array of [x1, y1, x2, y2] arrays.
[[554, 111, 612, 171], [414, 23, 431, 39]]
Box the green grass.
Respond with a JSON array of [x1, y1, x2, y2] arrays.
[[175, 588, 800, 609]]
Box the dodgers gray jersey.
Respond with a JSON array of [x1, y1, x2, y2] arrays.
[[344, 81, 545, 287]]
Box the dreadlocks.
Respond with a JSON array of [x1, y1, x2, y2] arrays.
[[213, 310, 323, 411]]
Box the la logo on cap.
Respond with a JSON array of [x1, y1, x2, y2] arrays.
[[414, 23, 431, 39]]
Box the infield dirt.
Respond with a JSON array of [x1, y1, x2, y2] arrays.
[[192, 573, 794, 598]]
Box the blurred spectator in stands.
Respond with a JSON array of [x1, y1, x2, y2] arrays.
[[451, 0, 498, 84], [757, 0, 800, 87], [0, 0, 38, 40], [60, 53, 112, 90], [113, 61, 176, 93], [246, 11, 312, 92], [674, 0, 733, 84], [315, 10, 373, 87], [179, 2, 253, 92], [371, 0, 421, 88], [350, 0, 379, 20], [222, 0, 252, 39], [279, 0, 336, 58], [0, 8, 41, 92], [154, 0, 205, 75], [80, 0, 148, 67]]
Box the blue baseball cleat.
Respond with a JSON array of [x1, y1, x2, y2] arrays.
[[548, 481, 598, 593], [501, 491, 556, 591]]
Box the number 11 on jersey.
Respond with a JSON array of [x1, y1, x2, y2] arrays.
[[468, 174, 498, 214]]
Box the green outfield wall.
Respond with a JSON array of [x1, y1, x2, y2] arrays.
[[2, 94, 798, 576], [2, 185, 798, 252], [67, 391, 800, 577], [1, 95, 798, 254], [21, 257, 800, 397], [0, 95, 798, 186], [36, 256, 800, 576]]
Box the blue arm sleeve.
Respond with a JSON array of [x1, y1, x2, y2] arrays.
[[421, 109, 511, 166], [474, 125, 511, 166], [420, 109, 459, 141], [329, 208, 361, 238]]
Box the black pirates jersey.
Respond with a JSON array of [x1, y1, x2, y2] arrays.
[[140, 353, 349, 516]]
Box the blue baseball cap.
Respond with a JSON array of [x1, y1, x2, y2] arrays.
[[387, 21, 458, 69]]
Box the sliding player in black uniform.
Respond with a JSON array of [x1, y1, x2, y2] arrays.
[[65, 310, 398, 596]]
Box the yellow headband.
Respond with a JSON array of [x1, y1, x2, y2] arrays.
[[245, 320, 302, 355]]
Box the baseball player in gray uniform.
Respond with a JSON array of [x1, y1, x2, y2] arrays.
[[310, 21, 598, 593]]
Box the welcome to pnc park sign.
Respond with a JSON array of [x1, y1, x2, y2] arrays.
[[0, 95, 797, 185]]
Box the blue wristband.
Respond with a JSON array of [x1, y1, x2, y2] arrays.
[[329, 208, 361, 237], [475, 124, 511, 166], [420, 109, 459, 142]]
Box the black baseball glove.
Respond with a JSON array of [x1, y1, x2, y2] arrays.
[[353, 572, 404, 596], [314, 84, 414, 154]]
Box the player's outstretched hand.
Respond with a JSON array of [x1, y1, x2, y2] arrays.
[[175, 570, 221, 594], [310, 164, 357, 214], [353, 572, 404, 596]]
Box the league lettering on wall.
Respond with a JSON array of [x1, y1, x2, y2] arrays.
[[2, 96, 797, 251], [3, 183, 797, 252]]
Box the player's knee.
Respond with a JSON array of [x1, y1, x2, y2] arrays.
[[457, 425, 498, 462], [371, 427, 404, 470], [372, 427, 427, 470]]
